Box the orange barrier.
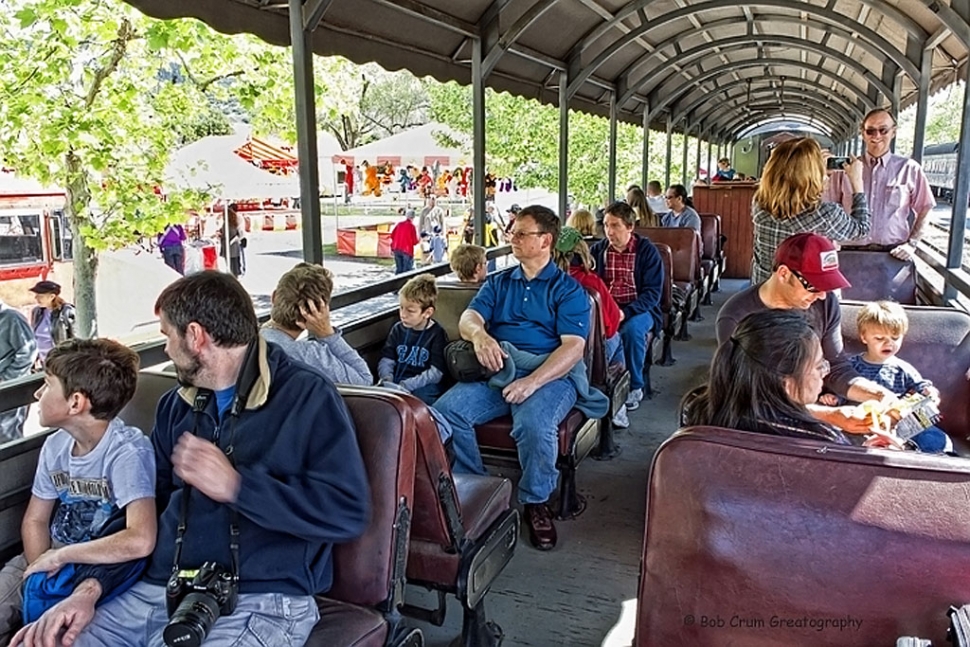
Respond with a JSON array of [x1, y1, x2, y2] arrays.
[[337, 223, 394, 258]]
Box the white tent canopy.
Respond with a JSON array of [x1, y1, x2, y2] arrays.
[[316, 130, 343, 195], [333, 123, 470, 169], [165, 133, 300, 200]]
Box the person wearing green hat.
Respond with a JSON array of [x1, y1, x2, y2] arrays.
[[555, 228, 627, 427]]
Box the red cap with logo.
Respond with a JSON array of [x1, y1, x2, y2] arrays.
[[773, 233, 851, 292]]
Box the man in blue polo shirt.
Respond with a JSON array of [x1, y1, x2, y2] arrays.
[[434, 205, 590, 551]]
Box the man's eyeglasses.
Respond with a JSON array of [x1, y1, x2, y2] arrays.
[[790, 269, 819, 293], [509, 230, 544, 241], [863, 126, 894, 136]]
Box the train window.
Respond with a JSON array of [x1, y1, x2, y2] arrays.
[[0, 214, 43, 265]]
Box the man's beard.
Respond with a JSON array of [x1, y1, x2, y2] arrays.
[[173, 344, 203, 387]]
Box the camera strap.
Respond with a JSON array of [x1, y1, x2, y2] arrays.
[[171, 339, 262, 583]]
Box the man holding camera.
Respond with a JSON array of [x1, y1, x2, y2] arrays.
[[824, 108, 935, 261], [12, 272, 370, 647]]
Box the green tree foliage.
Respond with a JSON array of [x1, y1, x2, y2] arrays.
[[895, 81, 965, 156], [0, 0, 289, 335], [248, 56, 430, 150], [426, 81, 687, 207]]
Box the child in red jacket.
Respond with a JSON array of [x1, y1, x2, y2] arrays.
[[554, 227, 629, 426]]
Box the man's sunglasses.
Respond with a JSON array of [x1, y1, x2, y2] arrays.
[[790, 270, 819, 293], [863, 126, 894, 136]]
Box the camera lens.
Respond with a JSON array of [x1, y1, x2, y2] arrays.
[[163, 592, 221, 647]]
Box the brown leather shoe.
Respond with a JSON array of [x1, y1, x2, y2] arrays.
[[524, 503, 557, 551]]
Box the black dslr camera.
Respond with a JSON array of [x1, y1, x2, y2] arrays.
[[164, 562, 239, 647]]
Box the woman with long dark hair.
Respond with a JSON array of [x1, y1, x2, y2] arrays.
[[684, 310, 848, 443]]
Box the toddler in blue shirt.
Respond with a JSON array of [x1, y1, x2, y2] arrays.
[[821, 301, 951, 453]]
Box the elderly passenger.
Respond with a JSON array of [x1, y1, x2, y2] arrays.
[[750, 137, 870, 284]]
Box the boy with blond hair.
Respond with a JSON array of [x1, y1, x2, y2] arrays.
[[821, 301, 951, 453], [449, 244, 487, 284], [378, 274, 448, 404], [1, 339, 155, 644]]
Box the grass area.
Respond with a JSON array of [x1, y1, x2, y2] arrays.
[[320, 242, 395, 267]]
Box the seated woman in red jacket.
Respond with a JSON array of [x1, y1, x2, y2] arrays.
[[554, 227, 629, 427]]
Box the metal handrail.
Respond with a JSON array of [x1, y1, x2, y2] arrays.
[[0, 246, 512, 413]]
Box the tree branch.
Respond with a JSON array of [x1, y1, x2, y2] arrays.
[[175, 51, 245, 92], [85, 18, 134, 108]]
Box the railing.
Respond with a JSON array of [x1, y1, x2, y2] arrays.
[[0, 245, 513, 456]]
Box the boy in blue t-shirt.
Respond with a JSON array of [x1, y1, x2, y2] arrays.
[[0, 339, 156, 644], [378, 274, 448, 405]]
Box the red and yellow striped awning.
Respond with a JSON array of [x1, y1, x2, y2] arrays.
[[234, 137, 299, 175]]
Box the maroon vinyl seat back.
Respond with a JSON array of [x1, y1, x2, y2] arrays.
[[585, 288, 610, 388], [436, 282, 482, 341], [840, 303, 970, 440], [395, 390, 515, 589], [698, 214, 721, 262], [398, 391, 458, 549], [653, 243, 674, 317], [329, 388, 417, 609], [118, 370, 177, 436], [637, 426, 970, 646], [838, 251, 918, 304], [636, 227, 700, 286]]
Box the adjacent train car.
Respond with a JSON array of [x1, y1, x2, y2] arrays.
[[923, 142, 960, 202]]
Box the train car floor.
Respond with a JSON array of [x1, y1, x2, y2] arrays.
[[410, 280, 746, 647]]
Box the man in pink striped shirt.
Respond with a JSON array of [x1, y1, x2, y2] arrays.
[[823, 108, 935, 261]]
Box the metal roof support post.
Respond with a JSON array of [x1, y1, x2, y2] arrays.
[[665, 115, 673, 189], [472, 37, 486, 245], [559, 70, 569, 220], [890, 74, 902, 154], [944, 70, 970, 300], [608, 90, 618, 204], [289, 0, 323, 264], [912, 47, 933, 164], [706, 138, 713, 180], [695, 135, 702, 182], [681, 128, 689, 186], [641, 109, 651, 190]]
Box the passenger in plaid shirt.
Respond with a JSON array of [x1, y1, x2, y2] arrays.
[[590, 201, 664, 413], [750, 138, 870, 284]]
